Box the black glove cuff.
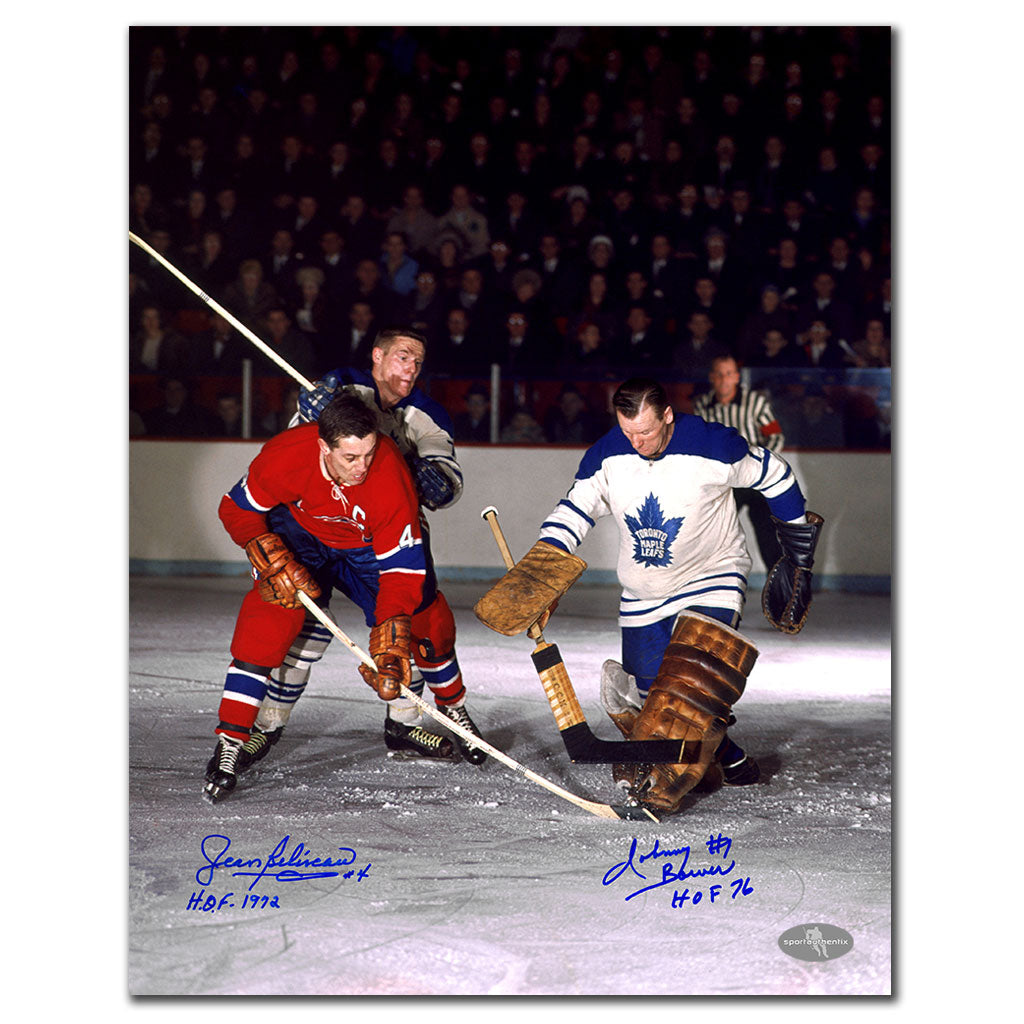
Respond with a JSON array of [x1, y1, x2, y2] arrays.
[[771, 511, 824, 569]]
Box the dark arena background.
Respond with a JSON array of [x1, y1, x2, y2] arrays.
[[128, 25, 892, 448], [127, 24, 895, 998]]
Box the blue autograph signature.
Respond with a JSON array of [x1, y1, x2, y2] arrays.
[[602, 833, 736, 901], [196, 834, 369, 891]]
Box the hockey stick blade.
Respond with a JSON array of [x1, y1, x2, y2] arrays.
[[612, 803, 661, 822], [558, 721, 697, 766]]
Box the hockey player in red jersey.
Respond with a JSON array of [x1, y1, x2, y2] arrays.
[[204, 391, 483, 802], [240, 327, 486, 771]]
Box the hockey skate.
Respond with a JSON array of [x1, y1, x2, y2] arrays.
[[717, 733, 760, 786], [236, 725, 284, 770], [721, 752, 761, 786], [438, 703, 487, 765], [383, 712, 455, 759], [203, 735, 243, 803]]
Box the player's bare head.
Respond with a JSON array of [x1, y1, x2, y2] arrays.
[[371, 328, 427, 407], [373, 327, 428, 357], [613, 378, 669, 421], [318, 390, 378, 448], [318, 391, 379, 487], [614, 378, 674, 458]]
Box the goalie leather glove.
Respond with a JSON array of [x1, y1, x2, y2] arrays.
[[762, 511, 824, 634]]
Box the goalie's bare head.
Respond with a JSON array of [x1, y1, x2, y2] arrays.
[[317, 391, 379, 487], [613, 377, 675, 459]]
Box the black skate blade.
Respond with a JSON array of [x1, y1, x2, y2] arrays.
[[385, 748, 457, 763]]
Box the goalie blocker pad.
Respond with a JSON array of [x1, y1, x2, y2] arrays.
[[622, 612, 758, 814], [475, 540, 587, 636]]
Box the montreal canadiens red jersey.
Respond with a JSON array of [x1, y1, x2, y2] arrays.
[[219, 423, 426, 620]]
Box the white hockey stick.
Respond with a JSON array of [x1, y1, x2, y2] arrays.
[[295, 591, 658, 822], [128, 230, 315, 390]]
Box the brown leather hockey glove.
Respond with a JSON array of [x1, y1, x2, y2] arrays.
[[358, 616, 413, 700], [244, 532, 321, 610]]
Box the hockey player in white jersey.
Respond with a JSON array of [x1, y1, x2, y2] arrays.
[[535, 377, 823, 813]]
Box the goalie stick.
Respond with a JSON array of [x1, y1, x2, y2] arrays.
[[480, 507, 696, 766], [295, 592, 658, 822]]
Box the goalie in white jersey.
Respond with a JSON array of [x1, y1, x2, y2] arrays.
[[536, 377, 823, 813]]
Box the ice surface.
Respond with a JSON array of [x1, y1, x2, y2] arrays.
[[128, 577, 891, 996]]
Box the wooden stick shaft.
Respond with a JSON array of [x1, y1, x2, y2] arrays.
[[295, 592, 623, 819], [532, 643, 587, 729], [482, 508, 516, 570], [129, 230, 315, 391]]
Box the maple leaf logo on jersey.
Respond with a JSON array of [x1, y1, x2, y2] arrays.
[[624, 494, 684, 568]]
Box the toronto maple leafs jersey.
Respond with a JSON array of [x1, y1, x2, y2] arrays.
[[538, 414, 806, 626]]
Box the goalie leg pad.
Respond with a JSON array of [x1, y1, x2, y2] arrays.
[[625, 612, 758, 814]]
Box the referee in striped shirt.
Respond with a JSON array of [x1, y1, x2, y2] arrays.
[[692, 354, 785, 569]]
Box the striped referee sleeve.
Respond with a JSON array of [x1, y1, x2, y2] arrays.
[[693, 389, 785, 452]]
